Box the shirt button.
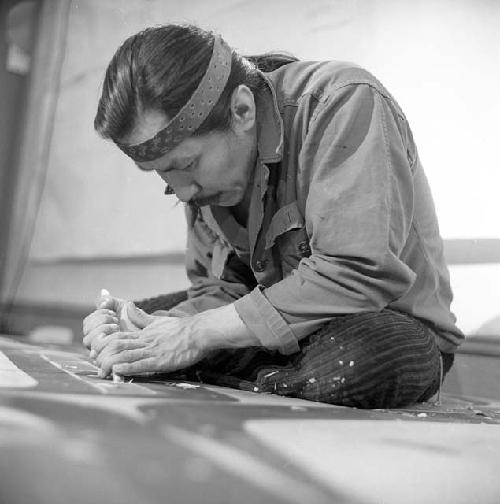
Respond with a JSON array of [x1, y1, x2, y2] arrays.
[[254, 260, 267, 272], [298, 241, 311, 256]]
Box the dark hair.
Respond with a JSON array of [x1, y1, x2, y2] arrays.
[[94, 24, 298, 142]]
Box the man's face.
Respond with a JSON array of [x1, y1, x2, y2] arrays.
[[124, 109, 257, 207]]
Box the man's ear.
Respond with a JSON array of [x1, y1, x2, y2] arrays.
[[230, 85, 256, 133]]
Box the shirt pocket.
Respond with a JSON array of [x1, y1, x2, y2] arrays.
[[265, 201, 311, 277]]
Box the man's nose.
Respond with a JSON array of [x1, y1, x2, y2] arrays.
[[156, 171, 200, 202], [174, 183, 201, 203]]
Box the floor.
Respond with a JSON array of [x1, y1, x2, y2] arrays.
[[1, 333, 499, 504]]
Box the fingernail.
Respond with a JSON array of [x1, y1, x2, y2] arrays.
[[89, 350, 96, 358]]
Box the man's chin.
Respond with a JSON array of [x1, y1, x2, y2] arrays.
[[192, 194, 223, 207], [195, 193, 239, 207]]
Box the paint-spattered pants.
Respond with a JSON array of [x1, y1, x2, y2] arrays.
[[136, 291, 454, 409]]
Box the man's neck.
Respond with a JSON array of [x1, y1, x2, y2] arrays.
[[230, 201, 249, 228]]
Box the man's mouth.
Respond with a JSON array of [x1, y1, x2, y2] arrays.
[[192, 193, 222, 207]]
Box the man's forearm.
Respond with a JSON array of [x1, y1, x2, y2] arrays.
[[194, 303, 260, 351]]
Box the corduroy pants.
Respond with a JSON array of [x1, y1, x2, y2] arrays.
[[137, 291, 454, 409]]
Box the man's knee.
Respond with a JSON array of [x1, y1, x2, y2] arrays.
[[292, 309, 442, 408]]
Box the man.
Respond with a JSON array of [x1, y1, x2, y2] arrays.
[[83, 25, 463, 408]]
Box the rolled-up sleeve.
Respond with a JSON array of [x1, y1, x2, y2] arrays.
[[235, 83, 417, 353], [234, 286, 300, 354]]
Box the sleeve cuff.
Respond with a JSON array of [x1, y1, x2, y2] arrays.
[[234, 286, 300, 355]]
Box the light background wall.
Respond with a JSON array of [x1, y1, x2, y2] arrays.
[[11, 0, 500, 335], [28, 0, 500, 260]]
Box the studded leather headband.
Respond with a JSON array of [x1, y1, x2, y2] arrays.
[[115, 35, 232, 163]]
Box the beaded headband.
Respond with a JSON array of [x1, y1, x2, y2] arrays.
[[115, 35, 232, 163]]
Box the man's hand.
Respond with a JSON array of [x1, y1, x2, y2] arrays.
[[89, 303, 260, 379], [91, 315, 207, 378], [82, 291, 143, 350], [82, 307, 120, 350]]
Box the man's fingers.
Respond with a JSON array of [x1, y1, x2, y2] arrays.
[[113, 358, 159, 376], [90, 331, 120, 355], [98, 346, 153, 377], [83, 323, 120, 350], [125, 303, 156, 330], [91, 329, 139, 355], [95, 338, 145, 366], [86, 326, 118, 353], [82, 310, 118, 336]]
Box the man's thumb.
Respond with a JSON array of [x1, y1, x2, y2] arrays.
[[96, 289, 122, 312], [123, 302, 154, 330]]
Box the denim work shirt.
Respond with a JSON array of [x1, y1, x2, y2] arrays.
[[166, 60, 464, 355]]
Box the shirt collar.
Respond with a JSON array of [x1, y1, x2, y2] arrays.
[[255, 71, 283, 164]]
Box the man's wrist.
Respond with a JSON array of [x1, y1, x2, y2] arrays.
[[194, 304, 260, 351]]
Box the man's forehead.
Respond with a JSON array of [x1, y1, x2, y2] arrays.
[[135, 145, 188, 171]]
